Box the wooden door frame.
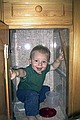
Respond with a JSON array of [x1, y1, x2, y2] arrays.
[[10, 25, 74, 116], [0, 21, 74, 118], [0, 21, 10, 120], [72, 0, 80, 115]]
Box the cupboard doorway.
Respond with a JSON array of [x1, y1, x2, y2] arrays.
[[9, 28, 69, 120]]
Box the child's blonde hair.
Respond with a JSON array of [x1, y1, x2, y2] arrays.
[[30, 45, 50, 62]]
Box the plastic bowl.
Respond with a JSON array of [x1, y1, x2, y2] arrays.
[[39, 107, 57, 118]]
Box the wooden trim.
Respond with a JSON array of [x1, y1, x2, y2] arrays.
[[72, 0, 80, 114]]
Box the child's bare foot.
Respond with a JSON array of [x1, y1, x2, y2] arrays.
[[27, 116, 38, 120]]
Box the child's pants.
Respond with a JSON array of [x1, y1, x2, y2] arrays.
[[16, 85, 50, 116]]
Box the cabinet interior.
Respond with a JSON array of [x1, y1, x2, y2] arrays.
[[9, 28, 69, 119]]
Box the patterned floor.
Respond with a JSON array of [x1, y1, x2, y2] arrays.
[[14, 102, 66, 120]]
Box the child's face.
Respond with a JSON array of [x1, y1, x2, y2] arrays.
[[31, 51, 48, 74]]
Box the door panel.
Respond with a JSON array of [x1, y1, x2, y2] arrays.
[[0, 22, 9, 120], [72, 0, 80, 114]]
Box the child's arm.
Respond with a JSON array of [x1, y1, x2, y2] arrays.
[[9, 69, 26, 80], [50, 51, 64, 71]]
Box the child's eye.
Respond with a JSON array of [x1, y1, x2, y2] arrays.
[[42, 61, 47, 64], [35, 60, 38, 62]]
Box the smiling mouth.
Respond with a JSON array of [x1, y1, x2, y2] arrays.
[[36, 67, 42, 71]]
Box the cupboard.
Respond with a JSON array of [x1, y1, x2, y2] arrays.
[[0, 22, 9, 120], [0, 0, 3, 21], [0, 0, 80, 119], [3, 0, 72, 29]]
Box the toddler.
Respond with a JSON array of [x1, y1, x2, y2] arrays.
[[10, 45, 64, 120]]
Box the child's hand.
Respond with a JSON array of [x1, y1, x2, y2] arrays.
[[9, 69, 16, 80], [57, 50, 64, 62]]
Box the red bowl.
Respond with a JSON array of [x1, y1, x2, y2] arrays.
[[39, 107, 57, 118]]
